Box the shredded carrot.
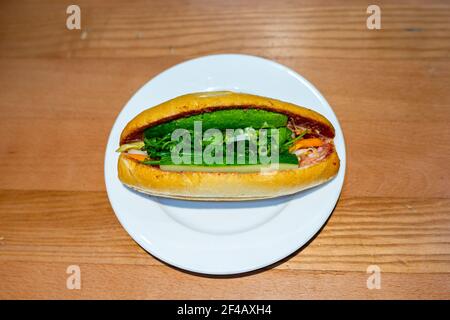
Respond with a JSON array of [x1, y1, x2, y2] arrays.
[[289, 138, 324, 152], [125, 154, 147, 162]]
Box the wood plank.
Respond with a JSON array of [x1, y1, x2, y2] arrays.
[[0, 58, 448, 123], [0, 190, 449, 274], [0, 1, 449, 59], [0, 118, 449, 197], [0, 58, 449, 196], [0, 261, 448, 299]]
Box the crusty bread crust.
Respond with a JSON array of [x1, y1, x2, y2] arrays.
[[118, 151, 340, 201], [117, 91, 340, 201], [120, 91, 335, 144]]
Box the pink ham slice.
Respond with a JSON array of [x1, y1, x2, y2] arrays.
[[294, 143, 334, 167]]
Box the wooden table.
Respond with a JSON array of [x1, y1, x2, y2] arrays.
[[0, 0, 449, 299]]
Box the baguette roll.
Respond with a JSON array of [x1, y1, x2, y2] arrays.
[[117, 91, 340, 201]]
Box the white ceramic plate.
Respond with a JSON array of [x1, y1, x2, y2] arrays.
[[104, 54, 346, 275]]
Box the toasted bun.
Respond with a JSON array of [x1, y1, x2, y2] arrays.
[[117, 91, 340, 201], [120, 91, 335, 144], [118, 151, 340, 201]]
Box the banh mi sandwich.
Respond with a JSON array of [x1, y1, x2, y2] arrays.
[[117, 91, 340, 201]]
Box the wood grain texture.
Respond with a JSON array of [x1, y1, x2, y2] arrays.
[[0, 0, 449, 299], [0, 190, 449, 274], [1, 0, 450, 60]]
